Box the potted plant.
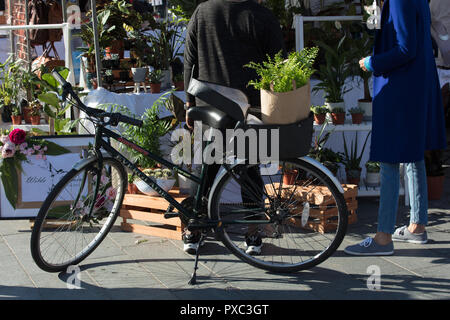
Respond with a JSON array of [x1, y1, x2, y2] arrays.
[[313, 36, 352, 112], [350, 29, 375, 120], [365, 161, 380, 187], [342, 131, 372, 185], [172, 72, 184, 91], [128, 30, 150, 83], [29, 100, 42, 125], [348, 107, 365, 124], [149, 69, 163, 94], [330, 107, 346, 125], [134, 168, 176, 196], [103, 69, 114, 85], [246, 47, 319, 124], [11, 105, 22, 125], [282, 163, 298, 185], [0, 56, 20, 123], [308, 122, 343, 176], [310, 105, 329, 125], [425, 150, 445, 200]]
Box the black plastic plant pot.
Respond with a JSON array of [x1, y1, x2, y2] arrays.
[[119, 71, 129, 82], [1, 104, 13, 123]]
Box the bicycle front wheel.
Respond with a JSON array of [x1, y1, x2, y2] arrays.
[[209, 158, 348, 273], [31, 157, 127, 272]]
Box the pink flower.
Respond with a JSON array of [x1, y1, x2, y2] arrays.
[[94, 195, 106, 209], [1, 142, 16, 158], [105, 187, 117, 200], [0, 135, 10, 144], [33, 145, 41, 151], [8, 129, 26, 145], [100, 175, 109, 185]]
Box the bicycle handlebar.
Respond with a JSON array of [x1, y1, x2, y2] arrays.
[[51, 70, 143, 128]]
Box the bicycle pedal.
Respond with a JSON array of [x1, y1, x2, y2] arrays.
[[164, 212, 180, 219]]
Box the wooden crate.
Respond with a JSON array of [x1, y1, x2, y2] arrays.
[[120, 188, 189, 240], [266, 183, 358, 234]]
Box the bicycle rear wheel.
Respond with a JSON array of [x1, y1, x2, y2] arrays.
[[209, 158, 348, 273], [30, 157, 127, 272]]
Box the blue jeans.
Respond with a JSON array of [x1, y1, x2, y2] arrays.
[[377, 161, 428, 234]]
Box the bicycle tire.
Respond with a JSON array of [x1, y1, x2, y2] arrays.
[[30, 157, 127, 272], [208, 158, 348, 273]]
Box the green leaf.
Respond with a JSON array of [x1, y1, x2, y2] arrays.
[[41, 73, 58, 90], [39, 92, 60, 109], [0, 158, 19, 209]]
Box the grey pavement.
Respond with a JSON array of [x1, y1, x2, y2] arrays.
[[1, 139, 450, 300]]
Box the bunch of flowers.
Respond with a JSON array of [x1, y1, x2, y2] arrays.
[[0, 128, 70, 209], [73, 171, 118, 222]]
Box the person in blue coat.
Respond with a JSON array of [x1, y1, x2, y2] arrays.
[[345, 0, 447, 255]]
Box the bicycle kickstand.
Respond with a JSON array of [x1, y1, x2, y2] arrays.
[[188, 232, 206, 285]]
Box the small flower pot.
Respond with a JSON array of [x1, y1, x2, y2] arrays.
[[127, 183, 139, 194], [150, 83, 161, 94], [346, 168, 362, 185], [283, 170, 298, 185], [314, 113, 326, 125], [427, 175, 445, 200], [23, 107, 32, 124], [351, 113, 364, 124], [365, 171, 380, 187], [331, 112, 346, 125], [131, 67, 148, 83], [173, 81, 184, 91], [30, 115, 41, 125], [11, 115, 22, 125]]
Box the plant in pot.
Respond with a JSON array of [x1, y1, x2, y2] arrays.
[[149, 69, 163, 94], [128, 30, 150, 83], [348, 106, 365, 125], [172, 72, 184, 91], [134, 168, 176, 196], [246, 47, 319, 124], [103, 69, 114, 85], [425, 149, 445, 200], [365, 161, 380, 187], [313, 36, 352, 113], [342, 131, 372, 185], [330, 107, 346, 125], [310, 105, 329, 125], [282, 163, 299, 185], [349, 29, 375, 120], [0, 56, 20, 123], [308, 122, 343, 176], [11, 105, 22, 125], [29, 100, 42, 125]]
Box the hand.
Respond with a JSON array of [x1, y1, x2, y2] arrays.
[[359, 57, 368, 72]]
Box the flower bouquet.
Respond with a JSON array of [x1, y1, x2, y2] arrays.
[[0, 128, 70, 208]]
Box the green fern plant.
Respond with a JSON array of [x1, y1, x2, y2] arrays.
[[245, 47, 319, 93]]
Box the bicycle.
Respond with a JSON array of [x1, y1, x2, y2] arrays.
[[31, 71, 348, 284]]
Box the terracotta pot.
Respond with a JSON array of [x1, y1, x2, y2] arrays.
[[127, 183, 139, 194], [331, 112, 345, 125], [427, 175, 445, 200], [150, 83, 161, 94], [346, 168, 362, 185], [23, 107, 32, 124], [314, 113, 326, 125], [31, 115, 41, 125], [358, 99, 372, 121], [283, 170, 298, 185], [105, 47, 112, 59], [11, 115, 22, 125], [173, 81, 184, 91], [351, 113, 364, 124]]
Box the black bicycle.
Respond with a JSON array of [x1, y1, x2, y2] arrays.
[[31, 71, 348, 284]]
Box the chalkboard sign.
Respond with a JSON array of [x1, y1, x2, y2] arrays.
[[0, 135, 94, 219]]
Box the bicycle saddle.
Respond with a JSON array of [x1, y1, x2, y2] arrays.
[[186, 78, 251, 129]]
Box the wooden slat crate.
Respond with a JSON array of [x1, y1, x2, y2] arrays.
[[266, 183, 358, 234], [120, 188, 188, 240]]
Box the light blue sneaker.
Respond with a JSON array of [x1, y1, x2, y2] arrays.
[[392, 226, 428, 244], [344, 237, 394, 256]]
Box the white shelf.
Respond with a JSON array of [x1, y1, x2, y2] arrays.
[[313, 121, 372, 132]]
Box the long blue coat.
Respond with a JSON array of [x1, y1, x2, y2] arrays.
[[370, 0, 447, 163]]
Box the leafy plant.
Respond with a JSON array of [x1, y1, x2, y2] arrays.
[[308, 122, 343, 174], [313, 36, 352, 103], [342, 131, 372, 170], [331, 107, 345, 114], [365, 161, 380, 173], [347, 107, 365, 114], [149, 69, 163, 84], [173, 72, 184, 82], [0, 56, 21, 107], [29, 100, 42, 117], [246, 48, 318, 93], [310, 105, 329, 115], [118, 94, 179, 169], [11, 105, 21, 116], [142, 168, 174, 180]]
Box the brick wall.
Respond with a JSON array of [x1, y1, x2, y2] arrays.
[[5, 0, 29, 62]]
